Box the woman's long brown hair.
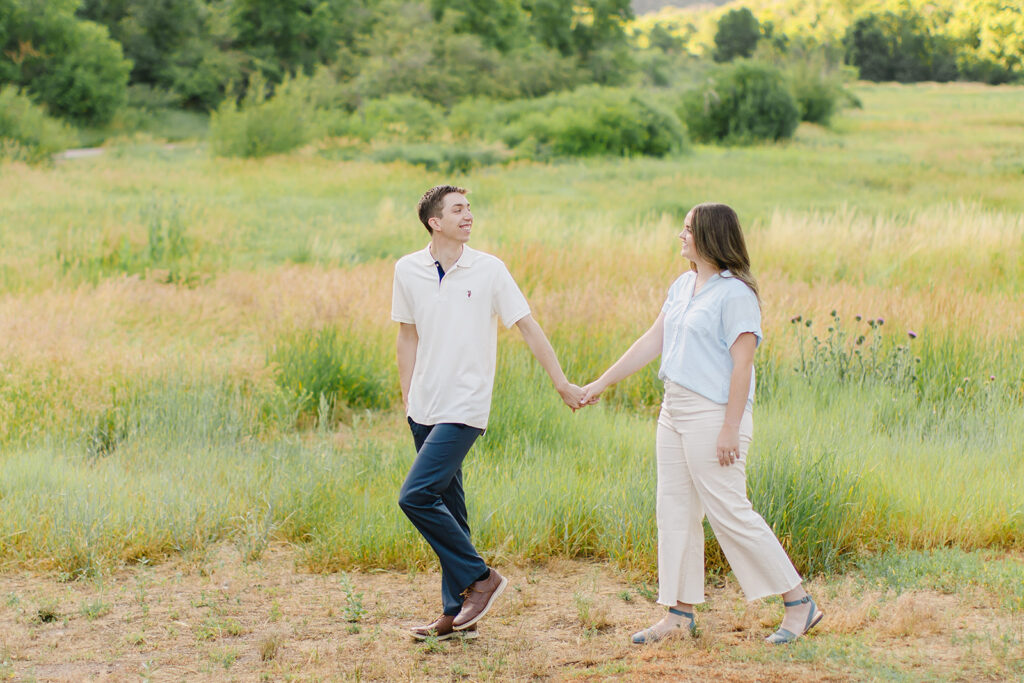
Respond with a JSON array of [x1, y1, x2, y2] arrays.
[[688, 203, 759, 302]]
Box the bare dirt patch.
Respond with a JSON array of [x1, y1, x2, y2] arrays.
[[0, 546, 1021, 681]]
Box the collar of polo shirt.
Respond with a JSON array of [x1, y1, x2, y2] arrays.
[[418, 244, 480, 269]]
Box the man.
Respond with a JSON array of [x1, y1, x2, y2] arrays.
[[392, 185, 582, 641]]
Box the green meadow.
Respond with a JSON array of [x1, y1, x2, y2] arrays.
[[0, 82, 1022, 585]]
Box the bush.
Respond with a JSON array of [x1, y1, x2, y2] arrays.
[[269, 327, 391, 426], [682, 61, 800, 144], [786, 62, 842, 125], [209, 74, 320, 158], [499, 86, 688, 159], [345, 95, 446, 142], [369, 143, 510, 173], [0, 86, 78, 163]]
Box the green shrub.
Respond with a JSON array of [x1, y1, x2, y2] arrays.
[[786, 63, 842, 125], [345, 95, 446, 142], [269, 327, 392, 426], [369, 143, 509, 172], [0, 86, 78, 163], [209, 74, 320, 157], [500, 87, 688, 159], [682, 61, 799, 144]]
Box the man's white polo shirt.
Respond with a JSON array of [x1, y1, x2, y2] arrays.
[[392, 244, 530, 430]]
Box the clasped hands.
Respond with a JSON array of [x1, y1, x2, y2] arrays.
[[557, 381, 605, 412]]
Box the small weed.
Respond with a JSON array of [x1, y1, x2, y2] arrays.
[[259, 634, 283, 661], [5, 593, 19, 607], [34, 602, 60, 624], [340, 573, 367, 623], [634, 583, 657, 602], [574, 592, 612, 633], [210, 646, 239, 670], [195, 617, 242, 642], [420, 635, 445, 654], [618, 590, 633, 603], [126, 632, 146, 646], [268, 600, 281, 622], [79, 599, 112, 621]]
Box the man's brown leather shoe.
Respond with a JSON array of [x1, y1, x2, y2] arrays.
[[410, 614, 477, 641], [452, 568, 508, 630]]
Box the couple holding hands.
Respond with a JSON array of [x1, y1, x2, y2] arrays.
[[391, 185, 823, 646]]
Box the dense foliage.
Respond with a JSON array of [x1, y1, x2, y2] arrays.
[[1, 0, 1018, 161], [635, 0, 1023, 84], [0, 0, 131, 124], [682, 61, 800, 143], [0, 86, 78, 162]]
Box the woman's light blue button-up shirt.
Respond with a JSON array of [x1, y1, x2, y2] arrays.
[[658, 270, 763, 408]]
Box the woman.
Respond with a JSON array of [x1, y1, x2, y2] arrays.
[[581, 203, 823, 645]]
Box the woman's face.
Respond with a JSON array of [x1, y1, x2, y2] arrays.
[[679, 210, 698, 261]]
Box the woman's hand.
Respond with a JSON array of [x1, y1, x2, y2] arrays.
[[716, 425, 741, 466], [580, 381, 606, 406]]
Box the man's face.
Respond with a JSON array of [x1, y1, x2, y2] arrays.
[[430, 193, 473, 243]]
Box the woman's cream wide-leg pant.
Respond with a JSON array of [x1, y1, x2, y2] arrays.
[[656, 381, 801, 606]]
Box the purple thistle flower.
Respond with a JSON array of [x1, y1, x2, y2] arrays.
[[907, 330, 917, 339]]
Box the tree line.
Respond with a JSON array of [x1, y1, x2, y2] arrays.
[[1, 0, 636, 126], [637, 0, 1022, 86]]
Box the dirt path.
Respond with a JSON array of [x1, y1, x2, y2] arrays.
[[0, 545, 1020, 681]]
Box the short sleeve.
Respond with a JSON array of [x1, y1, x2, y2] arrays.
[[391, 264, 415, 324], [493, 263, 531, 328], [721, 289, 763, 348]]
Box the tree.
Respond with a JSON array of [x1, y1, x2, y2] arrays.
[[1, 0, 130, 125], [232, 0, 372, 81], [430, 0, 529, 52], [844, 8, 959, 83], [713, 8, 760, 63]]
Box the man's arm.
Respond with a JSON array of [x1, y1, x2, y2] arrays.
[[397, 322, 418, 412], [514, 314, 583, 410]]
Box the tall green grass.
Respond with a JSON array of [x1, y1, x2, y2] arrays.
[[0, 83, 1022, 581]]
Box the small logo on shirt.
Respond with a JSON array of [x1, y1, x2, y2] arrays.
[[467, 290, 472, 299]]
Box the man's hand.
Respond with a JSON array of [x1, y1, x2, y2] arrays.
[[557, 382, 584, 411]]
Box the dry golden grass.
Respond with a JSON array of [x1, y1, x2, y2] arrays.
[[0, 547, 1020, 681]]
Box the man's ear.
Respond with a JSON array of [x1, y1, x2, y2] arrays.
[[428, 215, 440, 231]]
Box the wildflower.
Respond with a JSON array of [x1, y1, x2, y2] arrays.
[[791, 315, 802, 324], [830, 309, 838, 317], [964, 377, 970, 383], [990, 375, 996, 381], [856, 335, 865, 345], [907, 330, 917, 339], [855, 314, 862, 322], [805, 320, 812, 327], [877, 318, 885, 326]]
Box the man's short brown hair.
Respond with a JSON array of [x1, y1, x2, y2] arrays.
[[417, 185, 468, 234]]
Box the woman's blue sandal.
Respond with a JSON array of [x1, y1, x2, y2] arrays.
[[765, 595, 824, 644], [631, 607, 697, 644]]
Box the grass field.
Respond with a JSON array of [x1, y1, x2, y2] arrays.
[[1, 81, 1023, 678]]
